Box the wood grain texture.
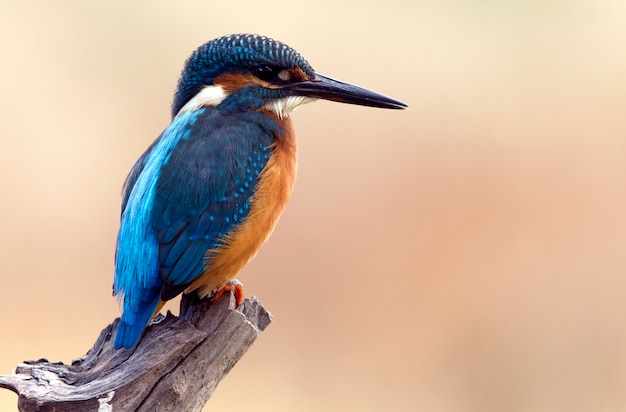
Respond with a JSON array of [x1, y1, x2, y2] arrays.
[[0, 292, 272, 411]]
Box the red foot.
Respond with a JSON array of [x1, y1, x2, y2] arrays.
[[211, 280, 244, 307]]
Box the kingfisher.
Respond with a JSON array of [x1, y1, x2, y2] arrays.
[[113, 33, 407, 349]]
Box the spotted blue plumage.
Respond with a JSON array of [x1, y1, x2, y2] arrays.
[[114, 106, 279, 349]]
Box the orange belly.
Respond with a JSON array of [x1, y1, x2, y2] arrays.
[[188, 114, 297, 297]]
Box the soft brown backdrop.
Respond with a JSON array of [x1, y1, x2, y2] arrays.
[[1, 1, 625, 411]]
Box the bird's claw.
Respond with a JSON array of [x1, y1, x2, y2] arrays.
[[211, 279, 244, 307]]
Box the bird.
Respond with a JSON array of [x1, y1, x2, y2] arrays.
[[113, 33, 407, 349]]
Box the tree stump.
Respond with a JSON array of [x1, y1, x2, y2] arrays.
[[0, 291, 272, 411]]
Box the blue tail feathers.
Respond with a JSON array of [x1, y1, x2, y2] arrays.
[[114, 293, 161, 349]]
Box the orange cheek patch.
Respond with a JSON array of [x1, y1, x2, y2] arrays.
[[277, 67, 311, 82], [290, 67, 311, 81], [213, 72, 273, 94]]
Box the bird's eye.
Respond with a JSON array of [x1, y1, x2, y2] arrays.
[[255, 65, 278, 81]]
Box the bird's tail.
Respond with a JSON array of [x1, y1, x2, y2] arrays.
[[114, 293, 161, 349]]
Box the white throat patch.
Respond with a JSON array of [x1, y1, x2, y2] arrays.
[[263, 96, 316, 119]]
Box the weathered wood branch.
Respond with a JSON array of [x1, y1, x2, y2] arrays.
[[0, 292, 272, 411]]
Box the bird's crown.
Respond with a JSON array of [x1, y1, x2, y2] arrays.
[[172, 34, 314, 116]]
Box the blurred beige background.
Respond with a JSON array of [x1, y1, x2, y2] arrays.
[[1, 1, 625, 411]]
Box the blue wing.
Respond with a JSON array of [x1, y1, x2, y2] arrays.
[[152, 108, 277, 295], [113, 107, 279, 349]]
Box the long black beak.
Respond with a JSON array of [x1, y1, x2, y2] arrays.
[[285, 73, 408, 109]]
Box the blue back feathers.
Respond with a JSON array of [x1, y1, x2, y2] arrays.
[[114, 106, 282, 349], [172, 34, 315, 116]]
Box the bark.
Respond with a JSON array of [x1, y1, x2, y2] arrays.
[[0, 292, 272, 411]]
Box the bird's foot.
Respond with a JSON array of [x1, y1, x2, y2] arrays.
[[211, 279, 244, 307]]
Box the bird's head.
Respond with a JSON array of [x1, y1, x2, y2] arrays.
[[172, 34, 407, 118]]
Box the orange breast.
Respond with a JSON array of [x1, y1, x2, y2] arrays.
[[188, 113, 297, 297]]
